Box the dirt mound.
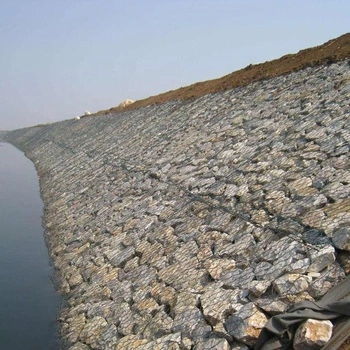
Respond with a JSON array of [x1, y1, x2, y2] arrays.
[[95, 33, 350, 116]]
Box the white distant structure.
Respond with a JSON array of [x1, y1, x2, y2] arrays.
[[75, 116, 81, 120], [84, 110, 91, 116], [118, 99, 135, 108]]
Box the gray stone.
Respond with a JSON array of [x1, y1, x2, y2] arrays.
[[255, 298, 289, 315], [225, 302, 268, 346], [124, 265, 157, 287], [247, 280, 271, 297], [116, 302, 139, 336], [212, 322, 233, 342], [172, 306, 204, 337], [293, 319, 333, 350], [331, 227, 350, 251], [308, 245, 336, 272], [204, 258, 236, 279], [200, 286, 242, 325], [273, 273, 312, 296], [69, 343, 91, 350], [216, 234, 256, 259], [220, 267, 255, 289], [193, 338, 230, 350], [78, 316, 108, 346]]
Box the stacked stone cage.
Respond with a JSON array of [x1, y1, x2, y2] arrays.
[[4, 60, 350, 349]]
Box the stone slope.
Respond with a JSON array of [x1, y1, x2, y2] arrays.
[[4, 60, 350, 349]]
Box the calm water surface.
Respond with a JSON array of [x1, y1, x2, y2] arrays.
[[0, 142, 61, 349]]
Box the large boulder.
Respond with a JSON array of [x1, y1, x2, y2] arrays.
[[225, 303, 268, 346], [293, 319, 333, 350]]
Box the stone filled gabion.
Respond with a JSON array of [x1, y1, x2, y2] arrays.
[[4, 60, 350, 349]]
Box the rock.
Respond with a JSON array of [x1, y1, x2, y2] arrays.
[[255, 298, 288, 315], [308, 245, 336, 272], [293, 319, 333, 350], [251, 209, 270, 227], [225, 302, 268, 346], [87, 300, 118, 320], [124, 265, 157, 288], [96, 324, 120, 348], [115, 335, 148, 350], [323, 199, 350, 218], [216, 234, 256, 259], [224, 184, 239, 197], [66, 313, 86, 343], [105, 246, 135, 267], [302, 209, 326, 228], [197, 244, 213, 261], [220, 267, 255, 289], [309, 262, 345, 298], [135, 297, 160, 316], [331, 227, 350, 251], [158, 259, 206, 292], [266, 191, 291, 214], [157, 285, 177, 309], [288, 177, 317, 196], [142, 332, 182, 350], [66, 266, 84, 288], [208, 211, 232, 231], [109, 280, 133, 304], [124, 256, 140, 272], [204, 259, 236, 279], [273, 273, 311, 296], [68, 343, 91, 350], [116, 302, 139, 336], [193, 338, 230, 350], [78, 316, 107, 345], [172, 306, 205, 337], [289, 258, 310, 274], [230, 343, 250, 350], [191, 323, 213, 341], [255, 254, 295, 281], [338, 250, 350, 274], [261, 237, 303, 262], [200, 286, 242, 326], [212, 322, 233, 342], [305, 128, 326, 141], [247, 280, 271, 297], [181, 337, 193, 349], [173, 240, 198, 263], [145, 309, 173, 335], [303, 229, 331, 246]]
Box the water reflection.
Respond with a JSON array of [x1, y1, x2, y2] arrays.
[[0, 143, 61, 350]]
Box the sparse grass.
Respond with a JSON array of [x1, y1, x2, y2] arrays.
[[91, 33, 350, 117]]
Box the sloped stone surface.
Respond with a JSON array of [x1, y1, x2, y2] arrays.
[[4, 59, 350, 349]]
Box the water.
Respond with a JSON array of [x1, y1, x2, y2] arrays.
[[0, 142, 61, 350]]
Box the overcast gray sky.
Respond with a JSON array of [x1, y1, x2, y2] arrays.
[[1, 0, 349, 130]]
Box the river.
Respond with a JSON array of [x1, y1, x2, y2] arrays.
[[0, 142, 61, 349]]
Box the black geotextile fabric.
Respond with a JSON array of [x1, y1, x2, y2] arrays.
[[255, 275, 350, 350]]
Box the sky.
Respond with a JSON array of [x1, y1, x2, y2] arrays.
[[0, 0, 349, 130]]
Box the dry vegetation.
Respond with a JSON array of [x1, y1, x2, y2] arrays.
[[91, 33, 350, 117]]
